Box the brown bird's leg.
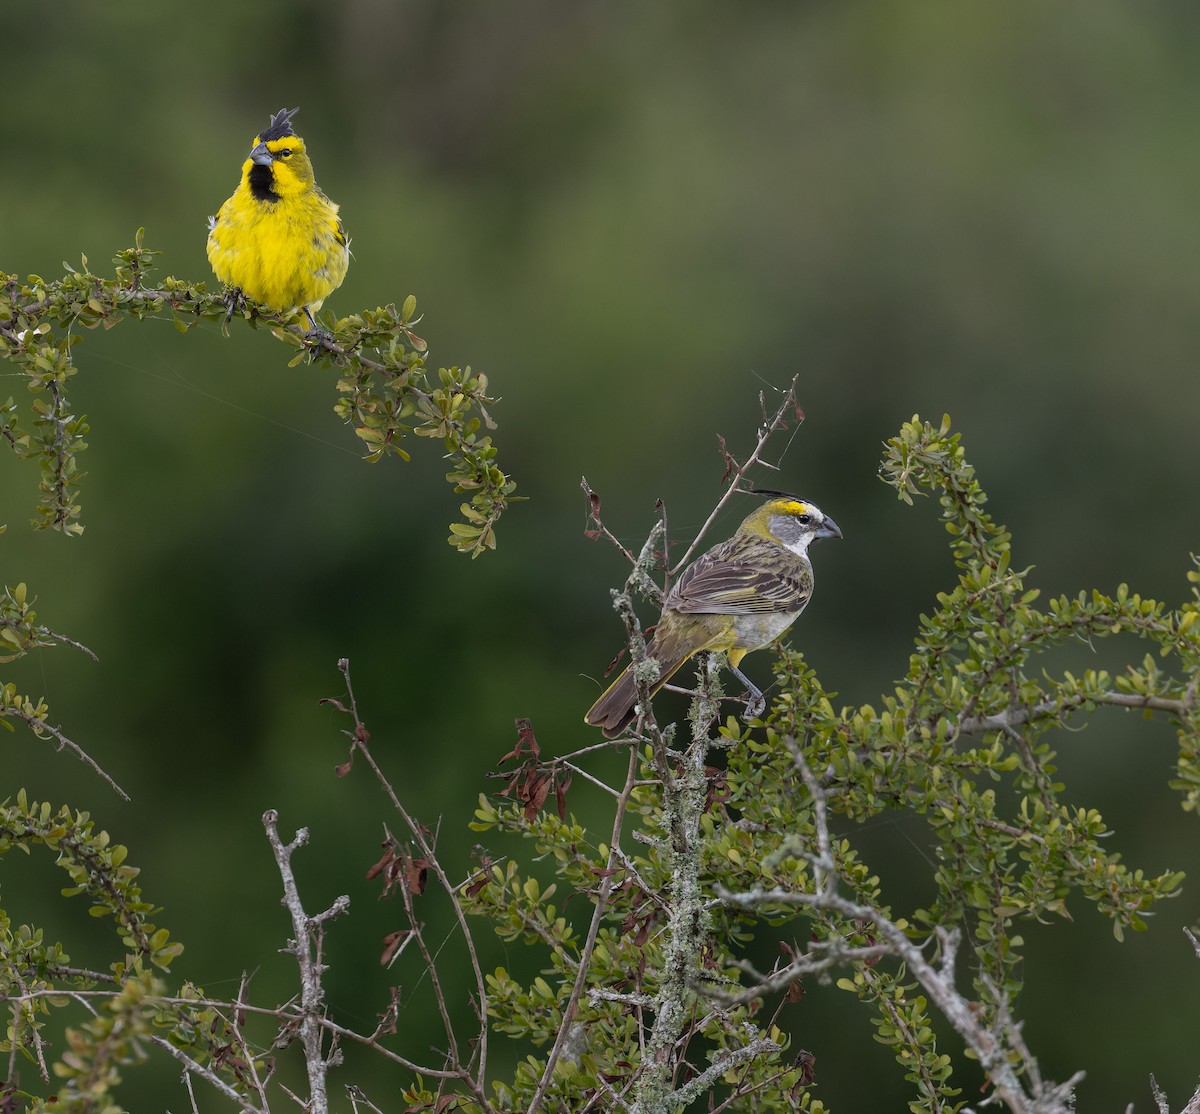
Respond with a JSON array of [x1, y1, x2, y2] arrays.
[[727, 663, 766, 720]]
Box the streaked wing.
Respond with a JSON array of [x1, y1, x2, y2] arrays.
[[666, 557, 809, 615]]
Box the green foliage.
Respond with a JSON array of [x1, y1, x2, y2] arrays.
[[0, 783, 256, 1110], [2, 414, 1196, 1110], [0, 581, 60, 749], [0, 791, 188, 1109], [458, 414, 1199, 1112], [0, 789, 183, 972], [0, 582, 111, 786], [0, 232, 516, 553]]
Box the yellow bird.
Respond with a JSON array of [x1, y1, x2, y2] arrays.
[[585, 493, 841, 738], [207, 107, 349, 327]]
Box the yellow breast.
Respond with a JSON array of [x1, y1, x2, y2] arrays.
[[207, 186, 349, 313]]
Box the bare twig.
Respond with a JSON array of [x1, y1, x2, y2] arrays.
[[652, 1035, 783, 1112], [150, 1035, 265, 1114], [347, 1084, 387, 1113], [669, 375, 803, 578], [701, 940, 893, 1008], [715, 761, 1087, 1114], [263, 810, 350, 1114], [330, 659, 494, 1108], [6, 968, 52, 1084], [394, 854, 460, 1067], [956, 690, 1195, 737], [580, 476, 637, 565], [2, 706, 128, 799], [780, 734, 834, 896]]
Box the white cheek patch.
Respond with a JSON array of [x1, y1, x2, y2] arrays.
[[784, 534, 814, 557]]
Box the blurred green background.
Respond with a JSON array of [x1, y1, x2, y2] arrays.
[[3, 1, 1199, 1109]]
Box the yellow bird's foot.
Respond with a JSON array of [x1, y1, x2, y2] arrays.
[[221, 287, 252, 324], [302, 307, 334, 347]]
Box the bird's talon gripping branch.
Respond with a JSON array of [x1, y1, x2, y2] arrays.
[[586, 492, 842, 738], [742, 693, 766, 721], [221, 286, 249, 323], [301, 308, 334, 348]]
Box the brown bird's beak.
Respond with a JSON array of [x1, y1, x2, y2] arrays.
[[816, 516, 842, 541], [249, 142, 274, 165]]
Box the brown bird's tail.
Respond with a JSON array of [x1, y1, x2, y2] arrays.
[[584, 631, 692, 739]]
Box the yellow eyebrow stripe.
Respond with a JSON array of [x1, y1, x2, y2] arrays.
[[262, 137, 305, 153], [778, 500, 810, 515]]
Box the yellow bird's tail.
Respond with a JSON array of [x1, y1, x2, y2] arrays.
[[584, 630, 694, 739]]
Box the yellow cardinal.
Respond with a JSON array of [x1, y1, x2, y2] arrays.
[[207, 107, 349, 327]]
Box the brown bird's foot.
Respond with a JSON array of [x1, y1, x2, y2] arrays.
[[729, 664, 766, 721]]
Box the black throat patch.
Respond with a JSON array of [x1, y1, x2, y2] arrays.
[[248, 162, 279, 203]]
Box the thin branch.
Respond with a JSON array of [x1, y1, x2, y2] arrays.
[[2, 706, 128, 799], [587, 987, 656, 1009], [669, 375, 802, 578], [716, 729, 1085, 1114], [780, 734, 834, 896], [702, 941, 894, 1007], [150, 1035, 265, 1114], [956, 689, 1194, 736], [263, 810, 350, 1114], [333, 659, 494, 1106], [580, 475, 636, 565], [650, 1036, 782, 1112], [555, 760, 626, 799], [6, 967, 52, 1084], [394, 860, 460, 1066], [526, 744, 641, 1114]]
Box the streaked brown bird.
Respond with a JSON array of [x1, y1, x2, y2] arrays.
[[585, 493, 841, 738]]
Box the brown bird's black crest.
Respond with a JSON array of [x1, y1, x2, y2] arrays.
[[750, 488, 808, 502]]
